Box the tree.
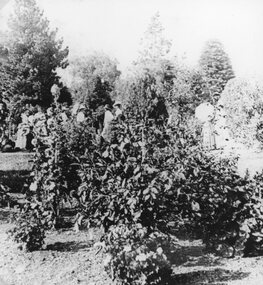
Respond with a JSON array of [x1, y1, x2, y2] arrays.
[[199, 40, 235, 103], [167, 64, 205, 123], [134, 12, 174, 85], [220, 78, 263, 146], [0, 0, 69, 107], [136, 12, 172, 71], [68, 52, 121, 108]]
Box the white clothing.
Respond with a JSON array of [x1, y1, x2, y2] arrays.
[[101, 110, 114, 141], [114, 108, 122, 119]]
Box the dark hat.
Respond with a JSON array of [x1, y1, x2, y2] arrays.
[[104, 104, 111, 110]]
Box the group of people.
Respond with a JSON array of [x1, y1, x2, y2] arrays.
[[0, 99, 124, 152], [101, 101, 123, 141]]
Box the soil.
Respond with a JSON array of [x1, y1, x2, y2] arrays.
[[0, 209, 113, 285], [1, 209, 263, 285]]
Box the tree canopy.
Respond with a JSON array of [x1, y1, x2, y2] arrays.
[[68, 52, 121, 109], [199, 39, 235, 104], [0, 0, 69, 108]]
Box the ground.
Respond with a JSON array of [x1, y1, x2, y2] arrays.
[[0, 209, 112, 285], [1, 209, 263, 285]]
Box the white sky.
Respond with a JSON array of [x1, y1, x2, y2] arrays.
[[0, 0, 263, 79]]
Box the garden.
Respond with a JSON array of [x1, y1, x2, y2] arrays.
[[1, 0, 263, 284]]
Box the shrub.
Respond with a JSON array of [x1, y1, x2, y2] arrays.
[[103, 223, 173, 285], [76, 115, 201, 232], [10, 105, 96, 250], [9, 202, 49, 251]]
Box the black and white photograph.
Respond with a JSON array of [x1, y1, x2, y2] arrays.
[[0, 0, 263, 284]]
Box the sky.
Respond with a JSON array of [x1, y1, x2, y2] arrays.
[[0, 0, 263, 79]]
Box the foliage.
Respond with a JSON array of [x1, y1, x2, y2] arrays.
[[125, 73, 169, 125], [199, 39, 235, 103], [77, 120, 175, 231], [68, 52, 120, 107], [10, 105, 98, 249], [0, 0, 68, 109], [166, 148, 263, 258], [9, 202, 48, 251], [103, 223, 173, 285], [166, 65, 205, 122], [220, 78, 263, 146]]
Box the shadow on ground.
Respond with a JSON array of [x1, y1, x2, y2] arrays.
[[170, 268, 250, 285], [166, 240, 250, 284], [45, 240, 93, 252]]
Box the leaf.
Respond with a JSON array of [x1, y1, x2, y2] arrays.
[[102, 150, 109, 158], [191, 201, 200, 212]]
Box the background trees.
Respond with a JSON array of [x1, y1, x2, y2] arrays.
[[199, 39, 235, 104], [220, 78, 263, 146], [67, 52, 121, 109], [0, 0, 69, 108]]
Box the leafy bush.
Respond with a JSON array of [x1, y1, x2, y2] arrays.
[[10, 105, 96, 250], [76, 115, 201, 232], [171, 151, 263, 257], [9, 202, 49, 251], [103, 223, 173, 285]]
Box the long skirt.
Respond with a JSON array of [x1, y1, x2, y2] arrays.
[[202, 122, 216, 150]]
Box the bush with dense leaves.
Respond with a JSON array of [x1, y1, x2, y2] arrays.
[[76, 115, 201, 233], [10, 105, 96, 250], [103, 223, 173, 285], [171, 151, 263, 257], [9, 202, 49, 251]]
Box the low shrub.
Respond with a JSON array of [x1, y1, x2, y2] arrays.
[[103, 223, 173, 285], [9, 202, 51, 251]]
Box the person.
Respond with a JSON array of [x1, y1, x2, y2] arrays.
[[101, 104, 114, 142], [113, 101, 123, 121], [202, 119, 216, 150], [195, 102, 216, 150], [15, 110, 30, 150], [0, 100, 8, 137]]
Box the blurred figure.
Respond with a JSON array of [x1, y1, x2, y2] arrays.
[[113, 101, 123, 121], [0, 100, 8, 137], [195, 102, 216, 150], [101, 104, 114, 142], [15, 110, 30, 150]]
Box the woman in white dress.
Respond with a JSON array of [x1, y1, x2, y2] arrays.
[[15, 110, 30, 150], [101, 104, 114, 142], [195, 102, 216, 150]]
